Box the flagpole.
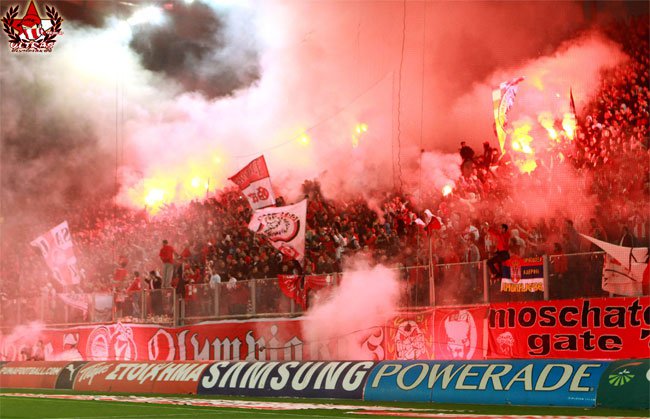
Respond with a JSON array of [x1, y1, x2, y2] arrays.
[[429, 234, 435, 306]]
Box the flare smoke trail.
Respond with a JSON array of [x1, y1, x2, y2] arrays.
[[302, 258, 400, 360]]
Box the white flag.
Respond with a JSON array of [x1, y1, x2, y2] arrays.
[[229, 156, 276, 210], [581, 234, 648, 296], [30, 221, 81, 286], [248, 199, 307, 262]]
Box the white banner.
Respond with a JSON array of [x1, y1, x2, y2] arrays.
[[30, 221, 81, 286], [581, 234, 647, 296], [248, 200, 307, 262], [602, 255, 643, 296]]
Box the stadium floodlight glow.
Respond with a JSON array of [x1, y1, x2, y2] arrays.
[[127, 5, 166, 26]]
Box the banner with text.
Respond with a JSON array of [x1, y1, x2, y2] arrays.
[[248, 200, 307, 262], [488, 297, 650, 359], [1, 297, 647, 362], [73, 361, 212, 394], [364, 360, 609, 407], [198, 361, 374, 399]]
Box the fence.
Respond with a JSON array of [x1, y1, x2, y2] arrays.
[[1, 251, 620, 329]]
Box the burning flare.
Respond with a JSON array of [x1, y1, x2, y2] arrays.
[[510, 122, 537, 174], [352, 122, 368, 148]]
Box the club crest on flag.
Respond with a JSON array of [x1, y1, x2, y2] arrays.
[[228, 156, 276, 210], [254, 211, 301, 243], [2, 0, 63, 53], [248, 199, 307, 262]]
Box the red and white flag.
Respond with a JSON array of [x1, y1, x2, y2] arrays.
[[30, 221, 81, 287], [414, 209, 442, 235], [248, 199, 307, 262], [229, 156, 276, 210]]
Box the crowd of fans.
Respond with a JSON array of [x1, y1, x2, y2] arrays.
[[1, 18, 648, 322]]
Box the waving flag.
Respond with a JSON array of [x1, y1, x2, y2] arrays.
[[249, 199, 307, 262], [414, 209, 442, 235], [278, 274, 332, 309], [492, 76, 525, 154], [229, 156, 276, 210], [30, 221, 81, 287], [581, 234, 648, 296]]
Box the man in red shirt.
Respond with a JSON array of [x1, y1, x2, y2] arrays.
[[487, 224, 511, 281], [159, 240, 177, 288]]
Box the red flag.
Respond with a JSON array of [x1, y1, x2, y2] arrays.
[[277, 275, 306, 309], [415, 209, 441, 235]]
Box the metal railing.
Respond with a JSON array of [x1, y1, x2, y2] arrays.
[[1, 251, 625, 329]]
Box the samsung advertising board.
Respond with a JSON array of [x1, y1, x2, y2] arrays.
[[364, 360, 609, 407], [198, 361, 374, 399]]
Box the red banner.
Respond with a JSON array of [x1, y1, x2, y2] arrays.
[[488, 296, 650, 359], [73, 361, 211, 394], [433, 306, 488, 360], [0, 320, 305, 362], [1, 297, 647, 362]]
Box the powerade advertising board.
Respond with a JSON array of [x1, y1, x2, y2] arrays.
[[364, 360, 609, 407], [198, 361, 374, 399]]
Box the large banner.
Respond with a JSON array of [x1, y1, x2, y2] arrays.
[[488, 297, 650, 359], [228, 156, 276, 210], [501, 256, 544, 292], [248, 199, 307, 262], [30, 221, 81, 286], [1, 297, 647, 362], [0, 320, 305, 363]]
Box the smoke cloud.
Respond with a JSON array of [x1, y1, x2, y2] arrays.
[[129, 2, 261, 98], [0, 0, 636, 233], [302, 258, 400, 360]]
